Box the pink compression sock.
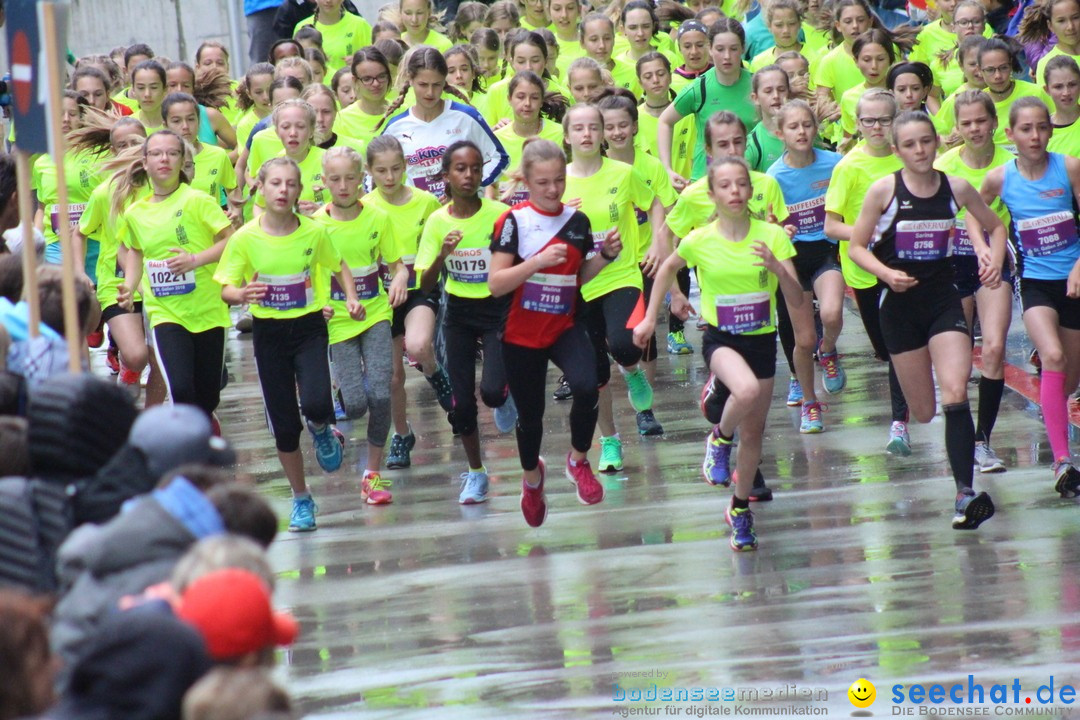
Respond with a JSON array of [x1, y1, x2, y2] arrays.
[[1041, 370, 1070, 463]]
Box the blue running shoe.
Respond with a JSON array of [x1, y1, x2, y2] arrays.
[[309, 421, 344, 473], [886, 421, 911, 456], [493, 393, 517, 434], [289, 495, 318, 532], [786, 376, 803, 406], [952, 489, 995, 529], [725, 504, 757, 551], [667, 330, 693, 355], [702, 429, 733, 487], [819, 345, 847, 394]]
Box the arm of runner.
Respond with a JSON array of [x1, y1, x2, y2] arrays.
[[633, 249, 687, 349], [848, 176, 918, 293]]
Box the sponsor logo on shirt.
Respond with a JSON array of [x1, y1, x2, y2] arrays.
[[1041, 188, 1066, 198]]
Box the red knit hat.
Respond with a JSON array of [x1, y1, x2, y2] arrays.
[[176, 568, 298, 660]]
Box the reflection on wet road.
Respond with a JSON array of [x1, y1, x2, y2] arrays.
[[215, 307, 1080, 718]]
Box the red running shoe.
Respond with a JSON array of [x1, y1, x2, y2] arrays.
[[566, 453, 605, 505], [520, 458, 548, 527]]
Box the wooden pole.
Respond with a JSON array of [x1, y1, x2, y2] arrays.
[[15, 151, 40, 337], [40, 2, 80, 372]]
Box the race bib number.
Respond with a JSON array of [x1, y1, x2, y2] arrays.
[[953, 220, 975, 257], [894, 219, 954, 261], [331, 264, 380, 301], [521, 272, 576, 315], [413, 173, 446, 199], [260, 270, 313, 311], [1017, 211, 1079, 257], [146, 258, 194, 298], [48, 203, 86, 235], [715, 292, 770, 334], [788, 197, 825, 238], [380, 255, 417, 290], [446, 248, 491, 284]]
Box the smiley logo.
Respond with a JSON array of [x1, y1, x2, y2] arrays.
[[848, 678, 876, 708]]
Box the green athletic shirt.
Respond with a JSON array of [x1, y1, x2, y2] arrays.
[[672, 69, 757, 180]]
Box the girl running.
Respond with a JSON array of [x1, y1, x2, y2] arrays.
[[32, 92, 101, 271], [1020, 0, 1080, 87], [887, 61, 938, 115], [488, 138, 619, 527], [839, 30, 895, 145], [162, 62, 237, 150], [416, 141, 517, 504], [292, 0, 373, 75], [1045, 55, 1080, 156], [928, 0, 987, 98], [116, 130, 233, 418], [659, 17, 757, 187], [670, 20, 710, 93], [824, 88, 911, 454], [596, 88, 676, 436], [494, 71, 566, 205], [975, 38, 1051, 149], [216, 156, 364, 532], [563, 103, 662, 471], [315, 146, 407, 507], [399, 0, 452, 51], [848, 110, 1004, 529], [580, 13, 641, 95], [767, 99, 846, 434], [161, 93, 239, 218], [336, 47, 394, 146], [362, 135, 450, 469], [980, 97, 1080, 496], [130, 60, 167, 132], [745, 65, 790, 172], [933, 89, 1014, 473], [633, 156, 803, 551], [378, 47, 508, 199]]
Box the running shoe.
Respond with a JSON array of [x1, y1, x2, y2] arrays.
[[566, 454, 605, 505], [700, 374, 727, 424], [235, 310, 253, 333], [624, 367, 654, 412], [427, 365, 454, 412], [702, 429, 733, 487], [308, 421, 345, 473], [636, 409, 664, 436], [105, 346, 120, 374], [385, 429, 416, 469], [1054, 459, 1080, 498], [493, 393, 518, 434], [749, 468, 773, 502], [952, 489, 995, 529], [458, 470, 489, 505], [667, 330, 693, 355], [598, 436, 624, 473], [886, 421, 911, 456], [361, 471, 393, 505], [1030, 347, 1041, 374], [695, 314, 707, 330], [800, 401, 824, 434], [552, 375, 572, 401], [819, 344, 846, 394], [86, 329, 104, 349], [786, 377, 803, 407], [974, 442, 1006, 473], [521, 458, 547, 528], [289, 495, 318, 532], [725, 505, 758, 551]]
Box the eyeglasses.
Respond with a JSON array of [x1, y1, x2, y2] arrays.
[[356, 73, 390, 86], [954, 17, 984, 27], [146, 149, 182, 159], [858, 116, 894, 128], [981, 64, 1012, 76]]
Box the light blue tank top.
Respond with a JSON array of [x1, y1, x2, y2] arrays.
[[1001, 152, 1080, 280], [767, 148, 843, 244], [198, 104, 217, 147]]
